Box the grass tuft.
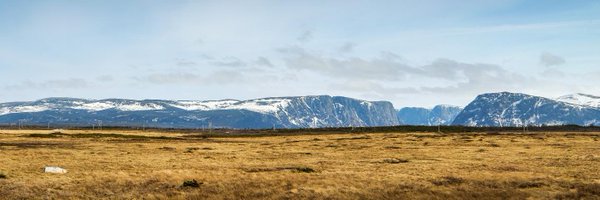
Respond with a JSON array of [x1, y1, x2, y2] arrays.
[[511, 181, 545, 188], [185, 147, 200, 153], [383, 158, 409, 164], [556, 183, 600, 199], [293, 167, 316, 173], [244, 166, 316, 173], [158, 147, 176, 151], [432, 176, 464, 186]]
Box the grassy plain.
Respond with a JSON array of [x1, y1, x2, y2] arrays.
[[0, 129, 599, 199]]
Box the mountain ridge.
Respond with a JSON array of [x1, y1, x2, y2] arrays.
[[2, 92, 600, 128], [0, 95, 399, 129]]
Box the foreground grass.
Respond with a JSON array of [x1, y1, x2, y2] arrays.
[[0, 129, 599, 199]]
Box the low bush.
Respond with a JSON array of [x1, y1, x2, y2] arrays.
[[294, 167, 316, 173], [489, 143, 501, 147], [182, 179, 202, 188], [432, 176, 464, 186], [185, 147, 200, 153], [511, 181, 545, 188]]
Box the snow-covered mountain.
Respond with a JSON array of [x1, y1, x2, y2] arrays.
[[452, 92, 600, 127], [397, 105, 462, 125], [0, 96, 399, 129], [555, 93, 600, 108], [4, 92, 600, 128]]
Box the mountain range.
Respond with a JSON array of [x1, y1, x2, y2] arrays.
[[0, 96, 398, 129], [1, 92, 599, 128]]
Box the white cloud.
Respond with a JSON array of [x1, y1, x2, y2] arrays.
[[96, 75, 114, 82], [297, 30, 313, 43], [135, 69, 276, 86], [176, 60, 198, 67], [338, 42, 356, 53], [255, 57, 274, 67], [280, 46, 522, 85], [540, 52, 566, 67], [5, 78, 90, 90], [280, 46, 418, 81], [211, 57, 247, 67]]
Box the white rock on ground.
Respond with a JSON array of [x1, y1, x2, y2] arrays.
[[44, 166, 67, 174]]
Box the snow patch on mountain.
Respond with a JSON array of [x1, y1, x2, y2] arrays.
[[170, 98, 291, 114], [0, 105, 50, 115], [72, 101, 164, 111], [116, 103, 165, 111], [229, 99, 291, 114], [170, 100, 238, 111], [72, 102, 116, 111], [556, 93, 600, 108]]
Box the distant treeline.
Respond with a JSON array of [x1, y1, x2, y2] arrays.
[[1, 124, 599, 137]]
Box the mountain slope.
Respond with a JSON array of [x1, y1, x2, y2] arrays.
[[555, 93, 600, 108], [397, 105, 462, 125], [452, 92, 600, 126], [0, 96, 399, 129]]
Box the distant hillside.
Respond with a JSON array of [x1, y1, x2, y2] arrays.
[[397, 105, 462, 125]]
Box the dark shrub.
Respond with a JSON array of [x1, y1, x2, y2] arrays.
[[294, 167, 316, 173], [182, 179, 202, 188]]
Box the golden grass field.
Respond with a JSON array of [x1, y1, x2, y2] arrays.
[[0, 129, 599, 199]]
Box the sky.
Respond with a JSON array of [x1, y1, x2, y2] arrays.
[[1, 0, 599, 107]]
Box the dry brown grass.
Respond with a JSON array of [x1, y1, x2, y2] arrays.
[[1, 129, 599, 199]]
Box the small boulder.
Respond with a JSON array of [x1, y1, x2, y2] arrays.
[[44, 166, 67, 174]]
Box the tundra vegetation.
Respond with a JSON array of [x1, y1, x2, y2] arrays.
[[0, 129, 599, 199]]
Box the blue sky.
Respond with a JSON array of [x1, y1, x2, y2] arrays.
[[1, 0, 599, 107]]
